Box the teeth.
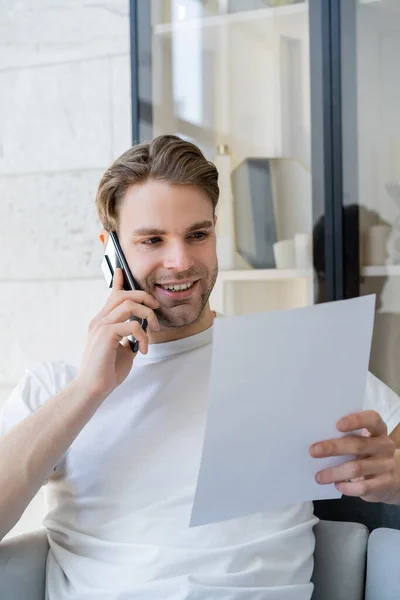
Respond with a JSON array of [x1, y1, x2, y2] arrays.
[[161, 282, 193, 292]]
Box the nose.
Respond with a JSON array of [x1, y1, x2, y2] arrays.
[[163, 240, 194, 272]]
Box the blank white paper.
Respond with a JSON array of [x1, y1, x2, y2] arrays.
[[190, 296, 376, 527]]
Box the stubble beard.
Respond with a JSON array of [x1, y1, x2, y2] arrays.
[[154, 262, 219, 329]]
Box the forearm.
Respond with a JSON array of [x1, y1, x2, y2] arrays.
[[0, 378, 106, 540]]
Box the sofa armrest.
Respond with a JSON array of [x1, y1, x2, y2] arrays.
[[312, 520, 369, 600], [0, 529, 49, 600], [365, 526, 400, 600]]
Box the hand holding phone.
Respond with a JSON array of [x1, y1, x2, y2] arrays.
[[77, 267, 160, 399], [101, 232, 148, 353]]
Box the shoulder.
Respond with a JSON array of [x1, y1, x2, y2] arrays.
[[32, 359, 78, 392], [365, 371, 400, 435], [0, 361, 78, 435], [21, 360, 78, 407]]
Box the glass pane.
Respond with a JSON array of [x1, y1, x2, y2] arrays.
[[347, 0, 400, 395], [142, 0, 315, 316], [228, 0, 305, 14]]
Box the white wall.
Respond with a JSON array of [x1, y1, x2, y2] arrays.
[[0, 0, 131, 538]]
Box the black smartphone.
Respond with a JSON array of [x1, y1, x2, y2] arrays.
[[101, 231, 147, 353]]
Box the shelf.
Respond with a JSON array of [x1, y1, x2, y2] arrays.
[[153, 3, 306, 35], [362, 265, 400, 277], [218, 268, 313, 282], [217, 266, 400, 280]]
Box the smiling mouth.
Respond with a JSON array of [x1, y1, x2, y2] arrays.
[[156, 280, 198, 293]]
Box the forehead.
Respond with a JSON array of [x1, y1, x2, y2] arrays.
[[119, 180, 214, 232]]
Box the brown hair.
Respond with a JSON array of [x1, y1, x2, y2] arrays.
[[96, 135, 219, 231]]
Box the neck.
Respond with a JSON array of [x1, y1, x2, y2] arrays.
[[148, 303, 215, 344]]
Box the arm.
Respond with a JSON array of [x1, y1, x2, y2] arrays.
[[0, 379, 105, 540], [0, 269, 159, 541]]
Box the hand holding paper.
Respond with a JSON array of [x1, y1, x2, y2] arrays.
[[190, 296, 376, 528], [311, 409, 397, 502]]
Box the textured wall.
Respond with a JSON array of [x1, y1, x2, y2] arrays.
[[0, 0, 131, 537]]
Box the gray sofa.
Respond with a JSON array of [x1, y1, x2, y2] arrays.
[[0, 521, 399, 600]]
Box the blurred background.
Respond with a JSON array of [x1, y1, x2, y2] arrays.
[[2, 0, 400, 535]]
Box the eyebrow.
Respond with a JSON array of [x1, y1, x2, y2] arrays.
[[131, 220, 214, 237]]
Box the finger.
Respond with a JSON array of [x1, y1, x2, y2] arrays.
[[99, 289, 159, 320], [315, 457, 394, 485], [111, 321, 149, 354], [310, 434, 394, 458], [103, 300, 160, 331], [334, 472, 396, 499], [337, 410, 387, 437], [112, 267, 124, 292]]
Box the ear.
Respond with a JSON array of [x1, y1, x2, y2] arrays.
[[99, 230, 109, 248], [213, 214, 218, 227]]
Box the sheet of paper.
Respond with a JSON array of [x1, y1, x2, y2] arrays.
[[190, 295, 376, 528]]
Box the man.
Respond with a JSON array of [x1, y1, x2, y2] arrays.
[[0, 135, 399, 599]]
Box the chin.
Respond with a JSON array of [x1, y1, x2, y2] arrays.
[[156, 305, 203, 329]]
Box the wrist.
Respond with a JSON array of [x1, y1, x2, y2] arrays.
[[391, 449, 400, 505], [69, 376, 110, 407], [383, 449, 400, 505]]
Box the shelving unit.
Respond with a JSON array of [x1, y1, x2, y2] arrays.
[[151, 1, 312, 317], [211, 268, 314, 316], [218, 268, 313, 281], [361, 265, 400, 277]]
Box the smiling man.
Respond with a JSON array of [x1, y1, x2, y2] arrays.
[[0, 135, 400, 600], [115, 178, 218, 331]]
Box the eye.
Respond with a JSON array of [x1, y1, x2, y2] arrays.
[[189, 231, 208, 241], [143, 237, 162, 245]]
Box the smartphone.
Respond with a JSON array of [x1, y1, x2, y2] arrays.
[[101, 231, 147, 353]]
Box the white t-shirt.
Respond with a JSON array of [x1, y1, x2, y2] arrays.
[[1, 325, 400, 600]]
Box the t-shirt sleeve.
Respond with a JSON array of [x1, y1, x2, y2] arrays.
[[0, 361, 78, 479], [364, 371, 400, 435]]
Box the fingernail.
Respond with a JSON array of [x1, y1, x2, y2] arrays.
[[316, 473, 322, 483], [312, 444, 323, 457]]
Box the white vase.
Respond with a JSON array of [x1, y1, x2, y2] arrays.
[[273, 240, 296, 270], [295, 233, 312, 269], [214, 144, 237, 270]]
